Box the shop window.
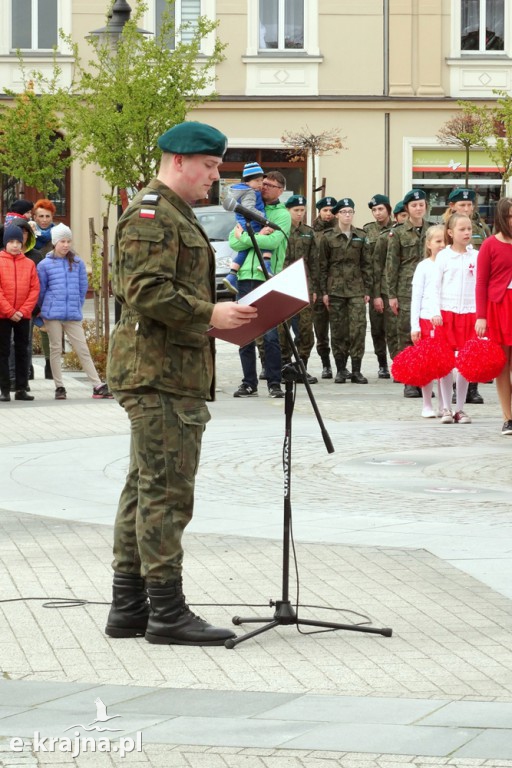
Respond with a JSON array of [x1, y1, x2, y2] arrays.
[[460, 0, 505, 52]]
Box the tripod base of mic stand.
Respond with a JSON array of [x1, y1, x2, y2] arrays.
[[224, 600, 393, 649]]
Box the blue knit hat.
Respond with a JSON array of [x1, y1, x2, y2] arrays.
[[3, 224, 24, 247], [242, 162, 264, 181]]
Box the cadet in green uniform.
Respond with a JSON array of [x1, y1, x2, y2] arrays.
[[445, 187, 489, 405], [385, 188, 434, 398], [279, 195, 317, 383], [319, 197, 372, 384], [372, 200, 408, 361], [364, 194, 393, 378], [105, 122, 256, 646], [312, 196, 337, 378]]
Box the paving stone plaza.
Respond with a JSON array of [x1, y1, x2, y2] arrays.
[[1, 323, 512, 767]]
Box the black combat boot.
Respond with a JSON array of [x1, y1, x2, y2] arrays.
[[44, 359, 53, 379], [350, 359, 368, 384], [466, 383, 484, 404], [377, 354, 390, 379], [404, 385, 422, 398], [145, 578, 236, 646], [321, 356, 332, 379], [334, 357, 348, 383], [105, 572, 149, 638], [299, 358, 318, 385]]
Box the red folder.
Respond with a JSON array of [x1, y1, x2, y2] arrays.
[[207, 258, 310, 347]]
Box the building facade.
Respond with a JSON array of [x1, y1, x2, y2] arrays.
[[0, 0, 509, 256]]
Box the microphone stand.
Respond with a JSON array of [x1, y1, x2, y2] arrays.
[[225, 222, 392, 649]]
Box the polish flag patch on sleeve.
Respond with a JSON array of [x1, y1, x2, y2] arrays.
[[139, 208, 156, 219]]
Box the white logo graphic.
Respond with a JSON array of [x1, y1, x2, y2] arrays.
[[64, 697, 122, 733], [448, 159, 462, 171], [10, 697, 142, 759]]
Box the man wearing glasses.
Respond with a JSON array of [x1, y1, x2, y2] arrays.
[[229, 171, 291, 398]]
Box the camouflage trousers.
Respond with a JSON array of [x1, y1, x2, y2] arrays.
[[111, 389, 210, 583], [369, 302, 387, 359], [377, 295, 399, 360], [279, 305, 315, 363], [395, 295, 413, 356], [328, 296, 367, 361], [312, 298, 331, 360]]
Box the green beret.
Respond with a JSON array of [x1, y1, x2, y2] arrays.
[[316, 196, 337, 210], [448, 187, 476, 203], [368, 194, 390, 209], [157, 121, 228, 157], [393, 200, 406, 215], [332, 197, 355, 214], [285, 194, 307, 208], [403, 189, 426, 205]]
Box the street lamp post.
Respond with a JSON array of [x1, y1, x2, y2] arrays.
[[88, 2, 152, 329]]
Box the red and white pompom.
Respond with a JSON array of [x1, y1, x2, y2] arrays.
[[456, 338, 506, 382]]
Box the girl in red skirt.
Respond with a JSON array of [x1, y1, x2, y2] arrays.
[[411, 225, 446, 418], [475, 197, 512, 435], [432, 213, 477, 423]]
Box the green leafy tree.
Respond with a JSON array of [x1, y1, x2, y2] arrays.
[[460, 91, 512, 196], [0, 61, 72, 196], [61, 0, 226, 193], [436, 113, 483, 188]]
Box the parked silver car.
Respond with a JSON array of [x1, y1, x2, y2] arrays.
[[192, 205, 236, 300]]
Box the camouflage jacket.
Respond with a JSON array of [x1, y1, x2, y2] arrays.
[[319, 226, 372, 298], [385, 219, 434, 299], [107, 178, 216, 400], [471, 215, 491, 247], [285, 222, 317, 293], [364, 219, 393, 298]]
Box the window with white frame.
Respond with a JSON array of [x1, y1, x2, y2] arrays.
[[156, 0, 201, 48], [11, 0, 58, 50], [460, 0, 505, 52], [259, 0, 305, 51]]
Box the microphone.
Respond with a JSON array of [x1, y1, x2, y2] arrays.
[[222, 196, 285, 233]]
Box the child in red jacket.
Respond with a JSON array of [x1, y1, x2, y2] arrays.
[[0, 224, 40, 401]]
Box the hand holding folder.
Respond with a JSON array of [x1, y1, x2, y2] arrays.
[[208, 259, 310, 347]]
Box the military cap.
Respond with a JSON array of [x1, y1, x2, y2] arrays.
[[368, 194, 390, 209], [393, 200, 406, 215], [157, 121, 228, 157], [448, 187, 476, 203], [316, 196, 337, 210], [332, 197, 355, 214], [285, 194, 307, 208], [403, 189, 426, 205]]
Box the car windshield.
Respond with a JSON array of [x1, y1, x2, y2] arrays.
[[195, 211, 235, 241]]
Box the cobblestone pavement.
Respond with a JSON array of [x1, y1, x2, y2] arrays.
[[1, 326, 512, 767]]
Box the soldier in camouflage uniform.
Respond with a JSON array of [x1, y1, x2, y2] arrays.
[[444, 187, 490, 405], [364, 194, 393, 379], [312, 196, 337, 378], [105, 122, 256, 647], [385, 188, 434, 397], [371, 200, 408, 362], [278, 195, 317, 384], [319, 197, 372, 384]]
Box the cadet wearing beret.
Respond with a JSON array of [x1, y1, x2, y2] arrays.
[[385, 188, 435, 397], [106, 121, 256, 647], [319, 198, 372, 384], [312, 196, 338, 378], [364, 194, 393, 379], [278, 195, 317, 384], [445, 187, 488, 405]]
